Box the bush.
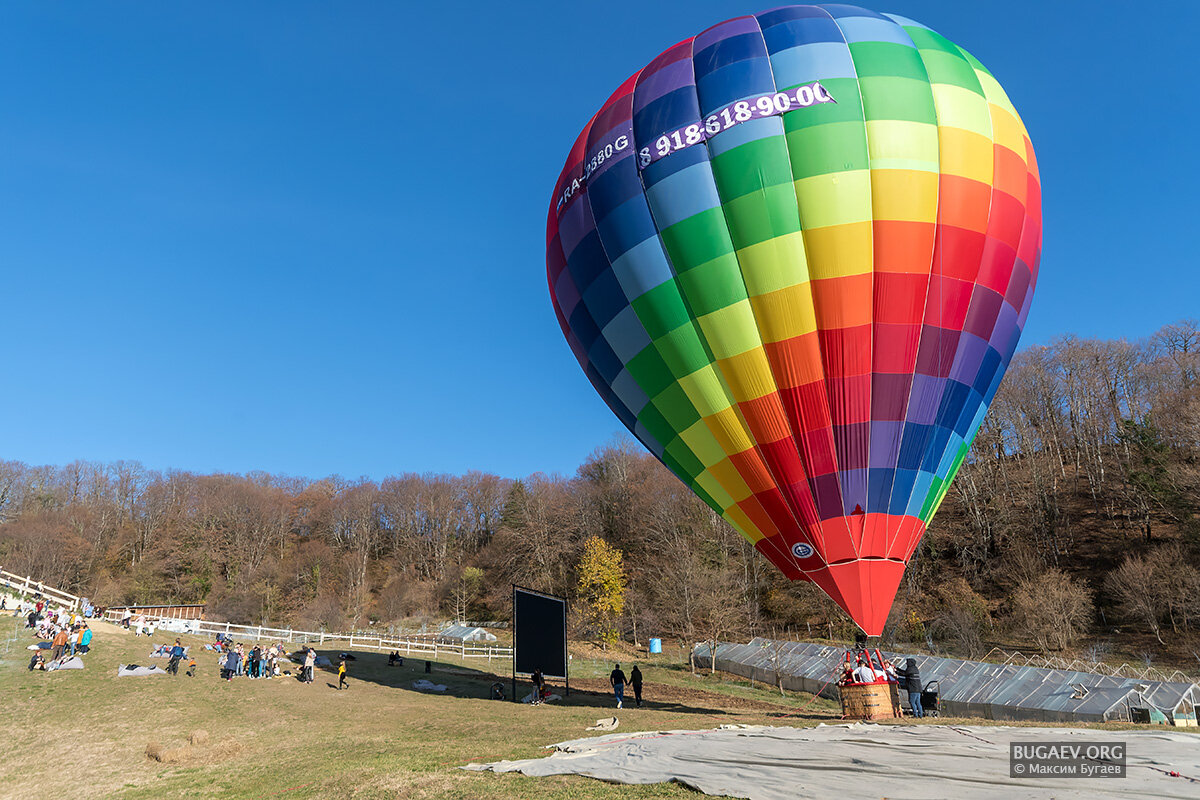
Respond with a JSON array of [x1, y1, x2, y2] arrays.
[[1011, 569, 1093, 651]]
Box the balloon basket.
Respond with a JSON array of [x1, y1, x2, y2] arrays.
[[839, 682, 901, 721]]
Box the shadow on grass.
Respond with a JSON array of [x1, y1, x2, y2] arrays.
[[283, 647, 756, 717]]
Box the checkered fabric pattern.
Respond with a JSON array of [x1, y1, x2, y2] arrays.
[[547, 5, 1041, 634]]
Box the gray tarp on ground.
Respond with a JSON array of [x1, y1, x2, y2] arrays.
[[693, 639, 1200, 724], [47, 655, 84, 670], [118, 664, 168, 676], [466, 723, 1200, 800]]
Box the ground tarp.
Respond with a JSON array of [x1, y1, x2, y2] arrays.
[[118, 664, 168, 677], [465, 723, 1200, 800], [47, 655, 85, 670]]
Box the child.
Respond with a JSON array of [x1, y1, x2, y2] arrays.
[[337, 658, 348, 690]]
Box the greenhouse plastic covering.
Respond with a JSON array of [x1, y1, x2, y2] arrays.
[[693, 638, 1199, 724]]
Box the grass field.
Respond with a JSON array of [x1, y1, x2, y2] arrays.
[[0, 616, 1177, 799], [0, 616, 845, 798]]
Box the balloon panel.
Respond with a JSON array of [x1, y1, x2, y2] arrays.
[[547, 5, 1042, 634]]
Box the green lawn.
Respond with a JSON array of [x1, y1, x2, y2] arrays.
[[5, 616, 1173, 799], [0, 617, 837, 799]]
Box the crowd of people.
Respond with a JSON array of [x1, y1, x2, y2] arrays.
[[11, 594, 95, 672], [117, 607, 159, 637], [210, 635, 289, 681]]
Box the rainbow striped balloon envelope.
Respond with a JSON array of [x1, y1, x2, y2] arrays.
[[546, 5, 1041, 634]]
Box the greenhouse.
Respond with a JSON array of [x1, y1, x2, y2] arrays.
[[693, 638, 1199, 725]]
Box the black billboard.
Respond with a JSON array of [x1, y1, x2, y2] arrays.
[[513, 585, 568, 680]]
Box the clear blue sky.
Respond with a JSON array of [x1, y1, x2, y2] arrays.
[[2, 2, 1195, 481]]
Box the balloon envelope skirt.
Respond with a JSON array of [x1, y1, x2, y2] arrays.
[[547, 5, 1041, 634]]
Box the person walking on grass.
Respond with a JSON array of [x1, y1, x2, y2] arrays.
[[168, 639, 185, 675], [338, 658, 348, 690], [630, 665, 644, 707], [610, 663, 627, 709]]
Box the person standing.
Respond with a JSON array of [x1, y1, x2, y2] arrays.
[[304, 648, 316, 684], [224, 648, 241, 681], [337, 658, 348, 690], [610, 663, 627, 709], [531, 668, 545, 705], [51, 627, 69, 661], [630, 665, 644, 707], [168, 639, 186, 675], [901, 658, 924, 718]]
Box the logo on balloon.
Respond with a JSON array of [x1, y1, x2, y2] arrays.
[[791, 543, 815, 559]]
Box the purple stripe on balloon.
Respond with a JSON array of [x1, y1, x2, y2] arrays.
[[870, 372, 912, 421], [694, 15, 762, 50], [906, 374, 945, 425], [869, 422, 905, 468], [913, 327, 960, 377], [554, 269, 581, 322], [812, 474, 843, 519], [833, 421, 869, 470], [633, 59, 697, 113], [962, 286, 1003, 341], [556, 195, 592, 257], [839, 469, 867, 515], [948, 332, 989, 386], [989, 303, 1018, 353]]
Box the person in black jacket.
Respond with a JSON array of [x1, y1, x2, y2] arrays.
[[901, 658, 924, 717], [630, 665, 643, 707], [610, 664, 627, 708]]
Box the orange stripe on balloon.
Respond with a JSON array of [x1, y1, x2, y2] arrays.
[[871, 220, 936, 275]]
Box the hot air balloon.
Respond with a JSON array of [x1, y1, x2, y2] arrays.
[[547, 5, 1041, 635]]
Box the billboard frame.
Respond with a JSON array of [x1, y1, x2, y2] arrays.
[[512, 584, 569, 702]]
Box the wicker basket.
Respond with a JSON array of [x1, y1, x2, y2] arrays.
[[840, 682, 901, 720]]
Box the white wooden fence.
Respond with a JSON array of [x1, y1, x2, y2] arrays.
[[0, 568, 80, 611], [101, 611, 513, 663]]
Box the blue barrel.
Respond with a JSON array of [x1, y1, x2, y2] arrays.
[[649, 638, 662, 654]]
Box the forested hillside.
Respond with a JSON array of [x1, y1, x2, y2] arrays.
[[2, 321, 1197, 666]]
